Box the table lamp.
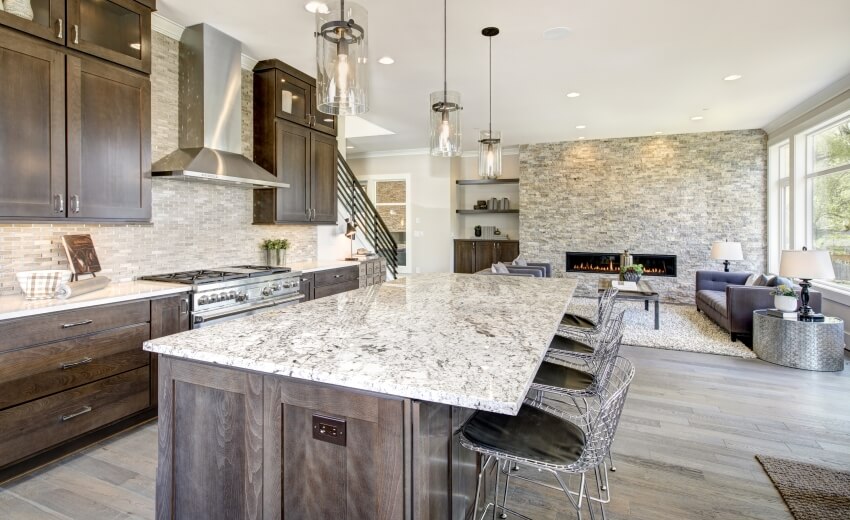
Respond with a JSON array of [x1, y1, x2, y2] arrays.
[[779, 247, 836, 322], [710, 240, 743, 272], [344, 218, 358, 261]]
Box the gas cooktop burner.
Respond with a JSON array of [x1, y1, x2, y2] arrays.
[[141, 270, 246, 284], [225, 265, 292, 276]]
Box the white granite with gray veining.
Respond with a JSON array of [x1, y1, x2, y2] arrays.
[[144, 273, 576, 414]]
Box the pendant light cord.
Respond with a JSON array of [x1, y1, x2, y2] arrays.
[[443, 0, 448, 101], [488, 34, 492, 135]]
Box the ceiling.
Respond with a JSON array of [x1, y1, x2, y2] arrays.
[[158, 0, 850, 154]]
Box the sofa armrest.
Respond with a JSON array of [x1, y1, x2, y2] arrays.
[[475, 270, 535, 277], [527, 262, 553, 277], [696, 270, 752, 292], [726, 286, 823, 335], [506, 266, 545, 277]]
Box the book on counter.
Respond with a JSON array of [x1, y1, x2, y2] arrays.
[[766, 308, 798, 320]]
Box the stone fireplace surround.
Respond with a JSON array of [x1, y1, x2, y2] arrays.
[[566, 252, 677, 277]]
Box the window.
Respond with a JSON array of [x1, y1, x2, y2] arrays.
[[777, 143, 792, 251]]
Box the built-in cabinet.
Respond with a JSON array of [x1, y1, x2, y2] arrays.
[[0, 0, 152, 222], [300, 265, 360, 301], [454, 239, 520, 274], [0, 292, 189, 482], [253, 59, 338, 225]]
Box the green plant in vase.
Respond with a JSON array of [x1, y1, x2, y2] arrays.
[[261, 238, 291, 266], [770, 284, 798, 312], [619, 264, 644, 282]]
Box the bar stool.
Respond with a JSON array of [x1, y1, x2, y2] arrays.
[[548, 309, 625, 362], [558, 288, 619, 342], [459, 357, 635, 520]]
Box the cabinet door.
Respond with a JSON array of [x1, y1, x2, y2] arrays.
[[299, 274, 314, 302], [150, 294, 190, 408], [474, 241, 495, 272], [66, 0, 151, 73], [0, 28, 66, 219], [497, 242, 519, 263], [275, 70, 312, 126], [310, 131, 338, 223], [310, 86, 337, 136], [66, 55, 151, 221], [272, 119, 311, 223], [453, 242, 476, 274], [0, 0, 65, 45]]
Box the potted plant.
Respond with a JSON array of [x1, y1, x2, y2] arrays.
[[261, 238, 290, 267], [771, 284, 798, 312], [619, 264, 644, 282]]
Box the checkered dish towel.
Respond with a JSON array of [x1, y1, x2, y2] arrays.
[[16, 270, 73, 300]]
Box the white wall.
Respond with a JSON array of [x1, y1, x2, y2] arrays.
[[347, 154, 453, 273]]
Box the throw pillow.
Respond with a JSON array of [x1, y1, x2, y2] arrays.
[[492, 262, 510, 274], [512, 254, 528, 267], [752, 274, 771, 286], [744, 274, 759, 286], [773, 276, 795, 288]]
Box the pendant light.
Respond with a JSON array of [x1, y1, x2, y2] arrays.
[[315, 0, 369, 115], [429, 0, 462, 156], [479, 27, 502, 178]]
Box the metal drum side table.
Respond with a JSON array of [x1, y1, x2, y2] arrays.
[[753, 311, 845, 372]]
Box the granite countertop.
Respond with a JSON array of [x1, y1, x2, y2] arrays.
[[145, 273, 577, 414], [0, 281, 190, 321], [288, 260, 362, 273]]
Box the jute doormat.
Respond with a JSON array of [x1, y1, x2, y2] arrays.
[[756, 455, 850, 520]]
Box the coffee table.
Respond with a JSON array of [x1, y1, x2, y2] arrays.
[[598, 279, 661, 330]]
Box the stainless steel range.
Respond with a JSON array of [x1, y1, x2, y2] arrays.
[[141, 266, 303, 329]]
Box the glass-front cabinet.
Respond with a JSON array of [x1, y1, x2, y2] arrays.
[[0, 0, 151, 73]]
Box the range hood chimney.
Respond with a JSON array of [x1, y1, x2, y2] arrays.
[[152, 24, 288, 189]]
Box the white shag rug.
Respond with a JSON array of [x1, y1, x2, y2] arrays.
[[568, 297, 757, 359]]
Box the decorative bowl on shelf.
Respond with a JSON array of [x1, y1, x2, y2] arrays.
[[16, 270, 73, 300]]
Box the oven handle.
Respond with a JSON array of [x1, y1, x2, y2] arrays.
[[193, 294, 304, 324]]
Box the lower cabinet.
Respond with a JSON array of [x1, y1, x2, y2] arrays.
[[301, 265, 361, 301], [0, 292, 190, 481], [454, 240, 520, 274]]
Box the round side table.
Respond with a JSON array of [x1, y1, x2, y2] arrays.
[[753, 310, 845, 372]]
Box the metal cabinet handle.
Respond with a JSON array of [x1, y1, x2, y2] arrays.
[[61, 357, 93, 370], [60, 406, 92, 422], [334, 274, 342, 279], [70, 195, 81, 214], [57, 18, 64, 39], [180, 298, 190, 315], [54, 194, 64, 213], [62, 319, 92, 329], [73, 24, 79, 45]]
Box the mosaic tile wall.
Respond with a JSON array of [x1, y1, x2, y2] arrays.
[[519, 130, 768, 303], [0, 32, 317, 296]]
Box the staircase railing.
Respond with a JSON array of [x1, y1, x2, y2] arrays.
[[337, 153, 399, 279]]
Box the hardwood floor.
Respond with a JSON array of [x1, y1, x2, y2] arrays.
[[1, 345, 848, 519]]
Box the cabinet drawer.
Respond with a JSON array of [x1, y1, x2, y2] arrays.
[[0, 300, 150, 353], [372, 274, 384, 286], [0, 366, 149, 468], [366, 262, 375, 275], [314, 266, 359, 287], [0, 323, 150, 410], [314, 279, 360, 300]]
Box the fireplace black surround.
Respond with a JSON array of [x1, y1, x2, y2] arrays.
[[566, 252, 677, 277]]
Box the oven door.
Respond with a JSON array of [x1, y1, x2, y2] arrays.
[[191, 293, 304, 329]]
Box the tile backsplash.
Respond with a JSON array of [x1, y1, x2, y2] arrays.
[[0, 31, 318, 296]]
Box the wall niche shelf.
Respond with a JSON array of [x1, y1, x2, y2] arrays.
[[456, 179, 519, 185], [456, 209, 519, 214]]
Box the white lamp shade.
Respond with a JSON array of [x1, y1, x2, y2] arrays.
[[710, 241, 743, 261], [779, 249, 836, 280]]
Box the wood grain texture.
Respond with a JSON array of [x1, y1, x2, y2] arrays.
[[314, 279, 360, 300], [0, 0, 66, 44], [310, 130, 338, 223], [0, 323, 150, 409], [149, 295, 190, 406], [314, 265, 360, 288], [67, 0, 152, 73]]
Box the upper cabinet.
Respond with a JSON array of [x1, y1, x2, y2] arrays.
[[0, 0, 153, 73], [255, 60, 337, 138]]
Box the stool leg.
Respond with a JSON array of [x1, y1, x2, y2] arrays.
[[608, 451, 616, 472], [473, 456, 491, 519], [493, 456, 502, 520], [500, 460, 510, 519]]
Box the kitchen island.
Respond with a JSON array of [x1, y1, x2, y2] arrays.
[[144, 273, 576, 520]]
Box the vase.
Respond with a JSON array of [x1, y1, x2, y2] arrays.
[[622, 271, 641, 282], [774, 295, 798, 312], [5, 0, 34, 20]]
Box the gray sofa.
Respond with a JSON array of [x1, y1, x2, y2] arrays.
[[476, 265, 548, 277], [695, 270, 822, 342]]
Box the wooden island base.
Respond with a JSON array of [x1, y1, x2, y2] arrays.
[[156, 357, 480, 520]]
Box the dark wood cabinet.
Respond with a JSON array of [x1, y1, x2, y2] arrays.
[[0, 0, 66, 44], [253, 59, 338, 226], [0, 27, 66, 219], [150, 294, 190, 407], [299, 274, 315, 302], [453, 240, 520, 274], [67, 0, 152, 73], [67, 55, 151, 221]]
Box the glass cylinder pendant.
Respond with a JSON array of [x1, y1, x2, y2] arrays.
[[315, 1, 369, 115], [429, 91, 462, 157], [478, 130, 502, 178]]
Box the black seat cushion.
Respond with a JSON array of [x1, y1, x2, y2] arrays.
[[534, 362, 595, 390], [461, 405, 586, 466], [561, 312, 596, 329], [549, 335, 594, 355]]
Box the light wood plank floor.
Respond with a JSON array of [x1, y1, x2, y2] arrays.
[[1, 345, 849, 519]]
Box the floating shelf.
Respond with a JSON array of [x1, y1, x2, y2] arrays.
[[456, 209, 519, 214], [456, 179, 519, 185]]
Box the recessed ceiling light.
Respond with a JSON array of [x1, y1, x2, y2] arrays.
[[575, 125, 586, 129], [543, 27, 572, 40], [347, 145, 355, 149], [378, 56, 395, 65], [690, 116, 704, 121], [723, 74, 742, 81], [566, 92, 581, 98], [655, 131, 664, 135], [577, 136, 585, 140], [304, 2, 329, 14]]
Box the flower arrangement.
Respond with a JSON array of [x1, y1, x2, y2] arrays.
[[261, 238, 290, 251], [619, 264, 644, 282], [770, 284, 796, 297], [261, 238, 290, 266]]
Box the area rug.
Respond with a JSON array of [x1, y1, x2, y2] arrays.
[[756, 455, 850, 520], [567, 297, 756, 358]]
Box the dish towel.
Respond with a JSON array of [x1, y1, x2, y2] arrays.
[[55, 277, 111, 300]]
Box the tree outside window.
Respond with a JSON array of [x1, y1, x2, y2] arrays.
[[812, 122, 850, 286]]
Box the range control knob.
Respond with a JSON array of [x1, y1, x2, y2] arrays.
[[220, 292, 229, 301], [228, 291, 237, 300], [262, 286, 273, 297], [272, 283, 282, 291], [236, 291, 247, 302], [198, 296, 209, 305], [208, 294, 218, 303]]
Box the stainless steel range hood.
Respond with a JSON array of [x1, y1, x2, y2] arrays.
[[152, 24, 288, 189]]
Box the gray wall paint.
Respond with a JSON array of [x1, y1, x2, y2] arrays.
[[519, 130, 768, 303]]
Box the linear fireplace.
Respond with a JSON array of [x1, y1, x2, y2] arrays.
[[566, 252, 677, 277]]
